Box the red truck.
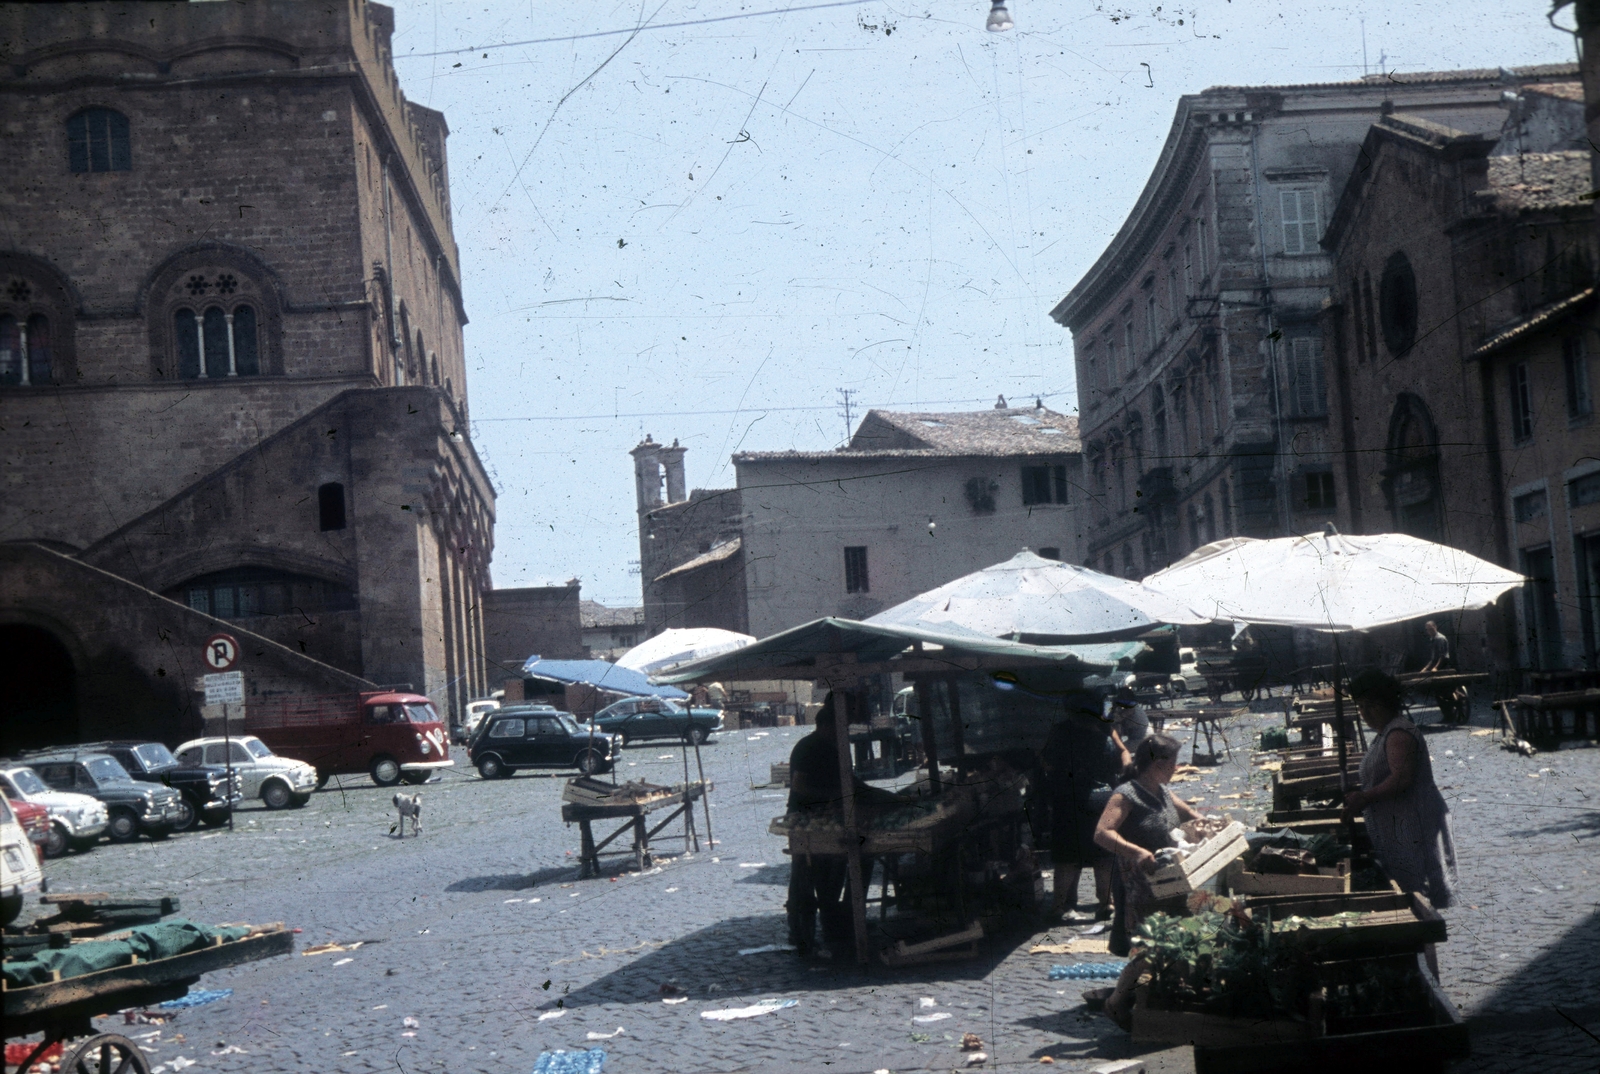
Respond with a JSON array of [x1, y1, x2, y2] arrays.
[[245, 691, 453, 787]]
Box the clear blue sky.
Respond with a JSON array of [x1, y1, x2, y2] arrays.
[[388, 0, 1574, 605]]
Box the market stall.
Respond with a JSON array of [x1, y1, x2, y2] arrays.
[[655, 616, 1131, 964]]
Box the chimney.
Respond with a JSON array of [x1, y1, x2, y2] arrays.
[[630, 436, 664, 511], [662, 439, 688, 504]]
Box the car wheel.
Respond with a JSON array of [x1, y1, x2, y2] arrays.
[[369, 756, 402, 787], [685, 726, 708, 746], [44, 822, 70, 859], [68, 835, 99, 853], [402, 771, 430, 785], [0, 893, 22, 926], [261, 780, 293, 810], [200, 809, 229, 828], [107, 809, 140, 843], [314, 771, 330, 792], [169, 798, 198, 833], [477, 755, 504, 780], [289, 792, 312, 808], [576, 749, 606, 776]]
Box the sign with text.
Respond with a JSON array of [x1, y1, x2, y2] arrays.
[[203, 633, 240, 671], [204, 671, 244, 705]]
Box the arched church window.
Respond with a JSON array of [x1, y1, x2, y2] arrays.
[[67, 108, 131, 173], [1, 266, 72, 386]]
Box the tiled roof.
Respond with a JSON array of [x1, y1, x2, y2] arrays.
[[1521, 81, 1584, 103], [736, 404, 1079, 462], [654, 537, 741, 583], [579, 600, 643, 629], [1471, 287, 1597, 360], [1203, 63, 1578, 94], [1483, 151, 1594, 211]]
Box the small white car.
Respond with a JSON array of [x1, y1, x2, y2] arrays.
[[1169, 648, 1209, 694], [1, 795, 44, 925], [0, 766, 108, 858], [174, 736, 318, 810], [458, 698, 501, 743]]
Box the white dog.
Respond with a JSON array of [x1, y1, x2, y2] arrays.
[[392, 792, 422, 837]]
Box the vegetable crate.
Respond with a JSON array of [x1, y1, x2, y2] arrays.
[[1147, 821, 1249, 900], [1239, 889, 1445, 958], [1224, 859, 1351, 897]]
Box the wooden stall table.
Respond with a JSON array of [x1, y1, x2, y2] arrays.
[[1513, 689, 1600, 742], [1187, 706, 1247, 764], [561, 777, 708, 878], [1285, 697, 1368, 752]]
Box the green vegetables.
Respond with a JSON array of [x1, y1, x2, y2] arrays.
[[1136, 910, 1311, 1018]]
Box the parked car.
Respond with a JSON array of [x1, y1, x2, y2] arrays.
[[469, 707, 621, 778], [7, 797, 50, 859], [588, 697, 724, 744], [79, 740, 241, 832], [456, 697, 501, 744], [1168, 648, 1208, 694], [173, 736, 318, 809], [20, 751, 184, 843], [243, 691, 453, 787], [0, 765, 108, 857], [1, 796, 45, 925]]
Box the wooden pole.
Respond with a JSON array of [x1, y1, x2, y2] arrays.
[[1334, 635, 1349, 793], [692, 736, 714, 849], [834, 687, 870, 964], [681, 739, 694, 853], [913, 677, 940, 792], [945, 674, 966, 764]]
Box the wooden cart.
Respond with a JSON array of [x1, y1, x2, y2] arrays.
[[3, 923, 293, 1074], [561, 777, 709, 878]]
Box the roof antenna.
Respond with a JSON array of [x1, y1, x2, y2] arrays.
[[1035, 396, 1043, 409], [994, 394, 1007, 409]]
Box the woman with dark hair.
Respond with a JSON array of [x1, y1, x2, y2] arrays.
[[1095, 732, 1206, 1028], [1041, 691, 1129, 920], [1343, 668, 1457, 910]]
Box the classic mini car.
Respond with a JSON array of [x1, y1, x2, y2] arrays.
[[78, 740, 241, 831], [587, 697, 724, 745], [20, 751, 184, 843], [0, 765, 108, 857], [173, 736, 318, 809], [1, 796, 45, 925], [468, 707, 621, 778]]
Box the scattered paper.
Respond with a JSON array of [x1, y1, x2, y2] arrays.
[[738, 862, 767, 868], [1030, 938, 1110, 955], [738, 944, 796, 955], [1470, 729, 1496, 736], [701, 999, 798, 1021], [663, 997, 688, 1005], [912, 1012, 953, 1024], [538, 1010, 565, 1022], [586, 1027, 625, 1041], [918, 997, 936, 1008], [332, 957, 354, 966]]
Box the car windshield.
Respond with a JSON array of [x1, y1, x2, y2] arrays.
[[404, 703, 440, 724], [85, 756, 131, 783], [8, 769, 50, 795], [559, 716, 586, 735], [242, 738, 274, 759], [134, 743, 176, 768]]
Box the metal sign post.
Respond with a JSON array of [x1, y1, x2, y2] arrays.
[[203, 634, 241, 832]]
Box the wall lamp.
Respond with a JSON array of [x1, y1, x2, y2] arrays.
[[986, 0, 1014, 32]]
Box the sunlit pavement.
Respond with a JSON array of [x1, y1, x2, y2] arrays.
[[23, 705, 1599, 1073]]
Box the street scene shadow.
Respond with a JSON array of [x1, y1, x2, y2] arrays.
[[1504, 808, 1600, 840], [560, 913, 1022, 1007], [735, 863, 791, 885], [1463, 908, 1600, 1068], [445, 865, 583, 892]]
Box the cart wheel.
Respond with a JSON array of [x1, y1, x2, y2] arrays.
[[62, 1033, 152, 1074]]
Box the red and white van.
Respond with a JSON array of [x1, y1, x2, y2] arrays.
[[245, 691, 452, 787]]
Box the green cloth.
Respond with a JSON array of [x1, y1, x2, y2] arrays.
[[2, 919, 252, 988]]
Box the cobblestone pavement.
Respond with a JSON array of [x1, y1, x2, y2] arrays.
[[19, 703, 1599, 1074]]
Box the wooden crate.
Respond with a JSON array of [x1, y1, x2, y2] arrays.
[[769, 762, 791, 787], [1224, 860, 1350, 897], [1239, 890, 1445, 956], [1147, 821, 1249, 900], [1133, 988, 1320, 1048]]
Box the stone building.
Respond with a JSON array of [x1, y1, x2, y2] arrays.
[[1319, 91, 1600, 670], [580, 601, 647, 660], [0, 0, 494, 743], [1050, 67, 1573, 582], [481, 582, 585, 683], [632, 401, 1084, 640]]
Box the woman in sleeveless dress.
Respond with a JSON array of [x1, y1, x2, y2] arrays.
[[1343, 669, 1457, 978]]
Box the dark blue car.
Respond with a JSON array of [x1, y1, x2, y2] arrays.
[[587, 697, 724, 745]]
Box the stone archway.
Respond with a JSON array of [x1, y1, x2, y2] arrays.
[[1382, 393, 1443, 542], [0, 623, 78, 752]]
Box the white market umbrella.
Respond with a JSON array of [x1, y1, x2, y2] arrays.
[[866, 548, 1211, 642], [616, 628, 755, 676], [1141, 527, 1524, 787], [1140, 530, 1524, 633]]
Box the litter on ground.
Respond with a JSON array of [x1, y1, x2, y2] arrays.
[[700, 999, 798, 1021], [531, 1048, 606, 1074], [157, 989, 232, 1010], [1048, 962, 1128, 980]]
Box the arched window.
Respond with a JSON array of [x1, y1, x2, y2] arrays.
[[67, 108, 131, 173], [150, 255, 278, 380], [173, 299, 260, 378], [1151, 387, 1168, 460], [0, 263, 73, 386]]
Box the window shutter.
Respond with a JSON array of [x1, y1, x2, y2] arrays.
[[1292, 338, 1317, 415], [1280, 190, 1302, 255]]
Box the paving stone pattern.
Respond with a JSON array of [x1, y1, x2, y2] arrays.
[[23, 705, 1600, 1074]]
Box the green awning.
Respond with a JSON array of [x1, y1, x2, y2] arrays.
[[650, 617, 1133, 685]]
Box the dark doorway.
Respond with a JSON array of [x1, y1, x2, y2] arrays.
[[1520, 546, 1563, 670], [0, 624, 77, 753]]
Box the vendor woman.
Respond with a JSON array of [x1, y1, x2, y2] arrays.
[[1094, 733, 1204, 1029]]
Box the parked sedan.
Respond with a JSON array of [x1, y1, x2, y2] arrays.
[[469, 708, 621, 778], [79, 740, 240, 831], [588, 697, 724, 745], [174, 736, 317, 810], [20, 751, 184, 842], [1, 796, 44, 925], [0, 765, 108, 857]]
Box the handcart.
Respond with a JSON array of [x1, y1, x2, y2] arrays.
[[562, 777, 710, 878], [3, 903, 293, 1074]]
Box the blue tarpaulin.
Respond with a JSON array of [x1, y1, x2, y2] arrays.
[[521, 658, 688, 699]]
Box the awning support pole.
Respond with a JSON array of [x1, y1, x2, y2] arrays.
[[834, 686, 870, 965]]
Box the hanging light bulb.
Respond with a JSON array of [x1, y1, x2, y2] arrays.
[[986, 0, 1014, 32]]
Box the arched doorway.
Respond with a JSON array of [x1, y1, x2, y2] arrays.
[[1382, 394, 1443, 542], [0, 624, 77, 752]]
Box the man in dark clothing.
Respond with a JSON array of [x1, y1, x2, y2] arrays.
[[1421, 621, 1465, 723]]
